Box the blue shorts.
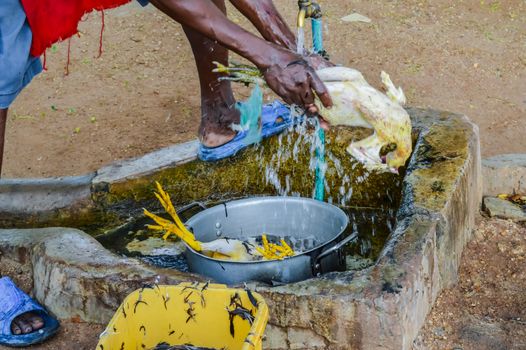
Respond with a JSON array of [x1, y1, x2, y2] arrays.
[[0, 0, 42, 109]]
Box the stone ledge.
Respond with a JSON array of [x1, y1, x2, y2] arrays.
[[482, 154, 526, 196], [93, 140, 199, 185], [483, 196, 526, 222], [0, 108, 482, 350], [0, 174, 95, 214], [0, 228, 201, 323], [0, 142, 198, 225]]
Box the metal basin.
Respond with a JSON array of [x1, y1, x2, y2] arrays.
[[184, 197, 350, 285]]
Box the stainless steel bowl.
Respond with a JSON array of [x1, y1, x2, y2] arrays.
[[183, 197, 352, 285]]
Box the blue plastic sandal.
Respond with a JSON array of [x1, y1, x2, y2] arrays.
[[198, 86, 299, 162], [260, 100, 296, 139], [0, 277, 60, 348]]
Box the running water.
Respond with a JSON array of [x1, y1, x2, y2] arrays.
[[256, 108, 368, 206], [296, 27, 305, 55], [297, 23, 326, 201], [258, 22, 372, 203]]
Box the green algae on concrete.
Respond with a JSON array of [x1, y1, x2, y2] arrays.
[[0, 202, 122, 237], [404, 114, 470, 213], [94, 126, 402, 225]]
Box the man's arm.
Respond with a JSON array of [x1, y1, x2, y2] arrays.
[[149, 0, 332, 109], [230, 0, 334, 70], [228, 0, 296, 52]]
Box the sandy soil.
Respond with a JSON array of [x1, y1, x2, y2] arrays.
[[3, 0, 525, 178], [414, 218, 526, 350], [0, 322, 103, 350]]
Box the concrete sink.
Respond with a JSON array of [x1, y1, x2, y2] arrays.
[[0, 108, 482, 349]]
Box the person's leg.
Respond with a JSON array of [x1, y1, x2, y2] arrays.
[[0, 110, 45, 333], [0, 0, 48, 333], [0, 109, 7, 177], [153, 0, 240, 147], [184, 22, 240, 147]]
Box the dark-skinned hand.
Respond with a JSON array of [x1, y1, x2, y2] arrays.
[[305, 53, 336, 70], [263, 58, 333, 111], [263, 54, 334, 130], [303, 54, 335, 129]]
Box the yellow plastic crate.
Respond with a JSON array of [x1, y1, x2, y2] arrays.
[[96, 282, 269, 350]]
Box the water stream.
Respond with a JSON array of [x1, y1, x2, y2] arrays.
[[258, 113, 371, 206], [296, 27, 305, 55]]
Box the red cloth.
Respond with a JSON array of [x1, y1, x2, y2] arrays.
[[21, 0, 131, 57]]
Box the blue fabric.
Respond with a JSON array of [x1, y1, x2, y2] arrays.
[[198, 100, 297, 162], [260, 100, 295, 139], [137, 0, 149, 6], [234, 84, 263, 146], [0, 0, 42, 109], [0, 277, 60, 347]]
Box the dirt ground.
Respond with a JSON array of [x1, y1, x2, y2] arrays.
[[414, 218, 526, 350], [3, 0, 525, 178], [0, 322, 104, 350], [1, 0, 525, 349]]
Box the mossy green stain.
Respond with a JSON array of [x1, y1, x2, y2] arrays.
[[97, 127, 402, 216]]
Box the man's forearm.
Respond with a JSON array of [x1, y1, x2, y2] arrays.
[[229, 0, 296, 51], [149, 0, 294, 69]]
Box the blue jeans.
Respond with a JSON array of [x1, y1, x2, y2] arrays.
[[0, 0, 149, 109], [0, 0, 42, 109]]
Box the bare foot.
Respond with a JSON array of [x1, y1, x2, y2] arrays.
[[11, 312, 44, 335], [199, 99, 240, 148], [200, 130, 237, 148]]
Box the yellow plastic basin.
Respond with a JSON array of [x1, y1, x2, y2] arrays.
[[96, 282, 269, 350]]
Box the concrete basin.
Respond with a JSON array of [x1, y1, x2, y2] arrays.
[[0, 108, 481, 349]]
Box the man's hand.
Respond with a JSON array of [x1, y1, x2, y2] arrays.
[[305, 53, 336, 70], [149, 0, 333, 123], [263, 57, 333, 114], [303, 54, 335, 129]]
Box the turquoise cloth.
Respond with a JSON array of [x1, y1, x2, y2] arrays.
[[0, 0, 42, 109], [235, 85, 263, 146]]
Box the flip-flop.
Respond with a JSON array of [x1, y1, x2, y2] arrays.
[[0, 277, 60, 348], [260, 100, 296, 139], [198, 100, 297, 162]]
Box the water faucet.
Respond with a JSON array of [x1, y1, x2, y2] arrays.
[[297, 0, 322, 28]]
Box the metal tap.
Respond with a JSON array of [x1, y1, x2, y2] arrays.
[[297, 0, 322, 28]]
